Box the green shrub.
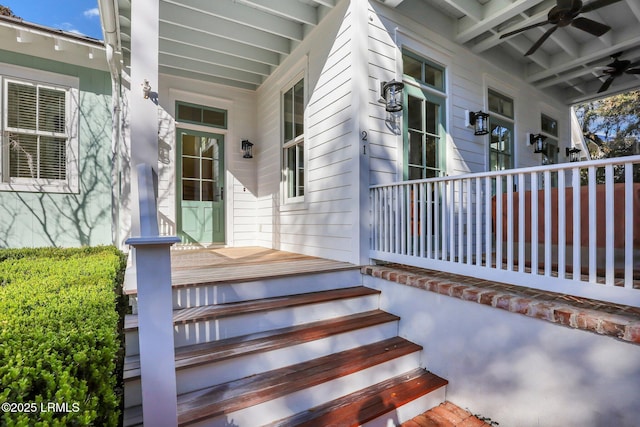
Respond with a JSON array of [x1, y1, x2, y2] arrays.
[[0, 246, 126, 427]]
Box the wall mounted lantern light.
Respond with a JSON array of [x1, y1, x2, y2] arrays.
[[566, 146, 581, 162], [380, 80, 404, 112], [529, 133, 546, 153], [241, 139, 254, 159], [465, 110, 489, 136], [142, 80, 151, 99]]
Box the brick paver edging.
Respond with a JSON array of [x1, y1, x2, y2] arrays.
[[362, 264, 640, 345]]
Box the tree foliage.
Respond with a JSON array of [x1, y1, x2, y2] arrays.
[[0, 4, 16, 17], [574, 90, 640, 159]]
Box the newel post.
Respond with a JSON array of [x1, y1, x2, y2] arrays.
[[126, 164, 180, 427]]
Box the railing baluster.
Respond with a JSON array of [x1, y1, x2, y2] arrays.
[[427, 181, 433, 259], [458, 179, 464, 263], [572, 167, 581, 280], [476, 177, 482, 266], [507, 174, 514, 271], [420, 182, 426, 258], [588, 166, 597, 282], [605, 165, 614, 286], [544, 170, 552, 277], [434, 182, 440, 260], [558, 170, 566, 279], [413, 183, 419, 257], [518, 173, 525, 273], [531, 172, 539, 275], [485, 176, 492, 269], [442, 181, 448, 261], [496, 176, 503, 270], [625, 164, 633, 289], [466, 179, 472, 265], [450, 180, 455, 262]]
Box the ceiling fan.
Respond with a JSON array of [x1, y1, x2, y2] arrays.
[[499, 0, 622, 56], [596, 52, 640, 93]]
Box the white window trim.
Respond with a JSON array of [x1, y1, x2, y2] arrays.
[[281, 71, 306, 207], [0, 64, 79, 194]]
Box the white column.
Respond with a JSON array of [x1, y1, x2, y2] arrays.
[[130, 0, 160, 237]]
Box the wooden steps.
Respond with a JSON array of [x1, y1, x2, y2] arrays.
[[266, 368, 448, 427], [125, 286, 380, 331], [124, 310, 400, 381], [177, 336, 420, 425], [124, 263, 447, 426]]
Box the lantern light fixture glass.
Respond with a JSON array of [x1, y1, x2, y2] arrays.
[[380, 80, 404, 112], [465, 110, 489, 136], [241, 139, 254, 159], [566, 146, 581, 162], [529, 133, 547, 153]]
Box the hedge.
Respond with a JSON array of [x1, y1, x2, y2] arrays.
[[0, 246, 126, 427]]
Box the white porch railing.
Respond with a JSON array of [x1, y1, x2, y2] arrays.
[[370, 156, 640, 308]]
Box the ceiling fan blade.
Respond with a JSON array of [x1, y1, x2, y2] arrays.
[[525, 26, 558, 56], [597, 76, 615, 93], [626, 68, 640, 74], [557, 0, 576, 9], [581, 0, 623, 14], [571, 17, 611, 36], [499, 21, 550, 39]]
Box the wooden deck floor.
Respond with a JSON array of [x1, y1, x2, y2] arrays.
[[124, 246, 357, 294]]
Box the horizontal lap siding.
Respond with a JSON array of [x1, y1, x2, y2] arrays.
[[256, 0, 357, 262], [368, 4, 400, 186], [367, 1, 570, 183]]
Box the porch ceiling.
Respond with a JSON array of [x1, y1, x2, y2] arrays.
[[112, 0, 640, 103], [407, 0, 640, 104], [114, 0, 336, 91]]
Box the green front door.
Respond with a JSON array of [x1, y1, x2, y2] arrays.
[[177, 129, 225, 244]]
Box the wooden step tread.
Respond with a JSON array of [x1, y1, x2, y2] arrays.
[[124, 286, 380, 331], [123, 310, 400, 381], [266, 368, 448, 427], [176, 336, 421, 426]]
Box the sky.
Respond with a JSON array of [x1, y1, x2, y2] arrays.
[[2, 0, 103, 40]]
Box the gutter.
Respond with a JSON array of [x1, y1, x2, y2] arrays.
[[98, 0, 125, 247]]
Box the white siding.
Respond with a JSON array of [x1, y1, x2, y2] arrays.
[[255, 0, 360, 263], [367, 1, 571, 185], [156, 75, 258, 247]]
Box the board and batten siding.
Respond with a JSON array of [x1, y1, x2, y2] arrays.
[[367, 1, 570, 186], [255, 0, 361, 263]]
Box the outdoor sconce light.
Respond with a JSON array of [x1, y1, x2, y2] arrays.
[[380, 80, 404, 112], [465, 110, 489, 136], [142, 80, 151, 99], [566, 146, 581, 162], [241, 139, 254, 159], [529, 133, 546, 153]]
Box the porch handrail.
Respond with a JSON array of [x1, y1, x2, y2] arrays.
[[370, 156, 640, 308], [126, 163, 180, 427]]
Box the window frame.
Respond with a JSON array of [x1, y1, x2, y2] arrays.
[[402, 51, 447, 180], [488, 89, 515, 171], [281, 74, 305, 204], [0, 65, 79, 194]]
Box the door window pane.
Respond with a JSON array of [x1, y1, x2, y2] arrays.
[[409, 131, 423, 166], [408, 96, 422, 130], [183, 180, 199, 201], [202, 181, 214, 202], [182, 157, 200, 179], [182, 135, 199, 156]]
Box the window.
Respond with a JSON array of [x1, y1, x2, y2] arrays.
[[1, 72, 78, 193], [488, 89, 514, 171], [176, 101, 227, 129], [541, 114, 558, 165], [402, 51, 444, 91], [282, 78, 304, 200], [403, 52, 446, 179]]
